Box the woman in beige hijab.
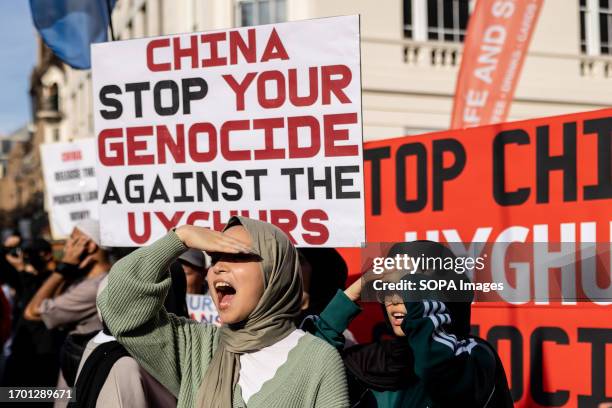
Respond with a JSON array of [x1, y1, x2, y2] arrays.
[[98, 216, 348, 408]]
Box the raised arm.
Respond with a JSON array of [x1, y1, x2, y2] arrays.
[[311, 290, 361, 350], [310, 278, 362, 350], [98, 226, 253, 396], [98, 231, 197, 395], [25, 234, 92, 322]]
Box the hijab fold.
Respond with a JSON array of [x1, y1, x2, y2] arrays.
[[196, 217, 303, 408]]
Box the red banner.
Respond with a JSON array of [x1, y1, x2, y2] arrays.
[[344, 109, 612, 407], [451, 0, 543, 129]]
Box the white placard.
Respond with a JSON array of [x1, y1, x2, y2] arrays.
[[40, 139, 99, 239], [92, 15, 364, 247], [186, 294, 220, 326]]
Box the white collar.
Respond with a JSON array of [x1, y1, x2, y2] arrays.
[[92, 330, 116, 344]]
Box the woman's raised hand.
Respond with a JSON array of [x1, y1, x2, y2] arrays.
[[345, 268, 383, 303], [344, 277, 363, 303], [175, 225, 254, 254]]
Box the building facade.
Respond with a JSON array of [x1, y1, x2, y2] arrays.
[[54, 0, 612, 143], [0, 125, 32, 220], [0, 126, 30, 180], [0, 42, 63, 234]]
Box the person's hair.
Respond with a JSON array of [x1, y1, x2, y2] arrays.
[[298, 248, 348, 316], [8, 230, 21, 239], [96, 244, 110, 262], [21, 238, 53, 273], [107, 247, 136, 264], [385, 241, 474, 337], [22, 238, 52, 255]]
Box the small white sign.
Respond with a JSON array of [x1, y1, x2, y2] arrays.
[[40, 139, 99, 239], [186, 294, 220, 326]]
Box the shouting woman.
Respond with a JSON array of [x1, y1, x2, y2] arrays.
[[98, 216, 348, 408]]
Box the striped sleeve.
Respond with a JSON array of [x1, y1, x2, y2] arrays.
[[402, 300, 497, 407]]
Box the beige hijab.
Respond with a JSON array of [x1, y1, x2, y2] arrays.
[[196, 216, 303, 407]]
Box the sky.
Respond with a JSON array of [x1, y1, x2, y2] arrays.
[[0, 0, 37, 136]]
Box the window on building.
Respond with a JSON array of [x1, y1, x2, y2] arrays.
[[71, 92, 77, 136], [41, 83, 60, 113], [580, 0, 612, 55], [192, 0, 198, 31], [158, 0, 164, 35], [87, 73, 93, 134], [49, 83, 59, 111], [77, 84, 83, 137], [53, 128, 60, 142], [404, 1, 413, 38], [235, 0, 286, 27], [403, 0, 470, 42], [1, 140, 10, 154], [141, 4, 148, 36], [126, 20, 133, 39]]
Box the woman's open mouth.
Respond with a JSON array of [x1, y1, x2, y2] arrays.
[[214, 281, 237, 310], [391, 312, 406, 326]]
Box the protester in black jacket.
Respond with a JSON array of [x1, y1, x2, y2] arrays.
[[311, 241, 514, 408]]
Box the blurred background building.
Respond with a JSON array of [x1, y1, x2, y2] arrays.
[[0, 42, 63, 235], [2, 0, 612, 234], [0, 123, 45, 237], [0, 125, 32, 220]]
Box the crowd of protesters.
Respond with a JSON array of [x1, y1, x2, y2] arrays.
[[0, 217, 512, 407]]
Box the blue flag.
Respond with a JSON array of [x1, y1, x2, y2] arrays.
[[30, 0, 116, 69]]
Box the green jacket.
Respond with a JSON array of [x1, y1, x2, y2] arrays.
[[312, 290, 501, 408], [98, 232, 349, 408]]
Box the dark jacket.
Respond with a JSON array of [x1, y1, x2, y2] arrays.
[[311, 290, 513, 408]]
